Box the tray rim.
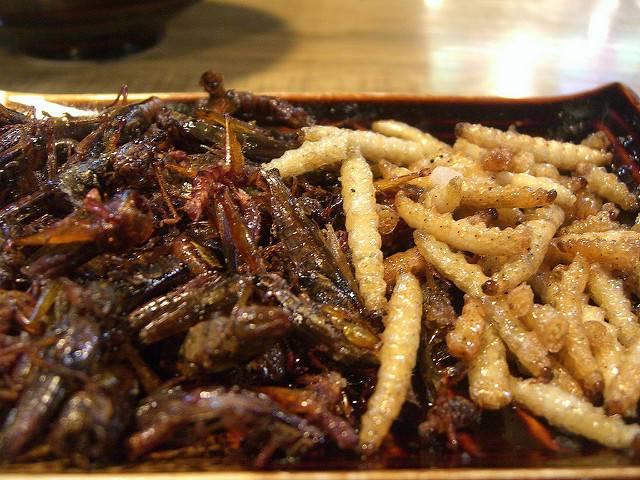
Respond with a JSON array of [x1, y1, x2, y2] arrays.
[[2, 83, 640, 479], [4, 466, 640, 480], [0, 81, 638, 107]]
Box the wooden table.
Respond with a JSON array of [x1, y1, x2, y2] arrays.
[[1, 0, 639, 96]]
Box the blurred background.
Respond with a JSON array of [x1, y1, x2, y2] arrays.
[[0, 0, 638, 96]]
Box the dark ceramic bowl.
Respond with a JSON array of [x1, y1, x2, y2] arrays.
[[0, 0, 199, 59]]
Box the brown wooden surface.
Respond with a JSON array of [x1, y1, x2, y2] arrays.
[[0, 0, 639, 96]]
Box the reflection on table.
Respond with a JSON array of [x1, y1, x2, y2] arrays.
[[0, 0, 637, 96]]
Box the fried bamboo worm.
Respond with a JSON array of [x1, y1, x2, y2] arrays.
[[359, 272, 422, 453], [397, 193, 530, 256], [555, 231, 640, 273], [496, 171, 576, 209], [341, 145, 386, 313], [607, 337, 640, 417], [577, 163, 639, 211], [304, 126, 424, 166], [511, 379, 640, 449], [468, 324, 512, 409], [446, 295, 486, 361], [482, 295, 551, 379], [262, 133, 348, 177], [372, 120, 451, 157], [558, 204, 622, 235], [460, 180, 556, 209], [521, 304, 567, 353], [553, 256, 604, 400], [456, 123, 612, 170], [413, 230, 488, 297], [587, 263, 640, 346], [483, 205, 564, 295], [583, 320, 626, 414], [383, 247, 427, 288]]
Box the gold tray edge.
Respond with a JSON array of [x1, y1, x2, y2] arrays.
[[0, 81, 634, 105], [4, 466, 640, 480]]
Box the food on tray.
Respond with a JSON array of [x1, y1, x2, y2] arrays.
[[0, 71, 639, 469]]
